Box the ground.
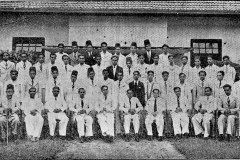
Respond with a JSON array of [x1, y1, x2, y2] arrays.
[[1, 137, 240, 159]]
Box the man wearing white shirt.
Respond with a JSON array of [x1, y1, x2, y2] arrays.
[[95, 85, 116, 143], [145, 89, 166, 141], [55, 43, 68, 65], [212, 71, 227, 98], [98, 69, 115, 96], [159, 44, 171, 66], [191, 57, 204, 85], [220, 56, 236, 84], [148, 54, 163, 82], [70, 88, 93, 143], [16, 52, 32, 82], [69, 41, 80, 67], [100, 42, 112, 69], [46, 53, 58, 77], [163, 55, 180, 86], [92, 54, 104, 85], [0, 51, 15, 83], [158, 71, 174, 100], [179, 56, 192, 83], [205, 56, 219, 82], [59, 55, 74, 84], [192, 87, 217, 139], [113, 43, 126, 68], [64, 70, 79, 103], [135, 54, 149, 82], [168, 87, 190, 139], [126, 42, 138, 66], [144, 70, 156, 102], [44, 86, 68, 139], [21, 87, 44, 142], [73, 54, 89, 83], [123, 57, 135, 84], [119, 89, 143, 142]]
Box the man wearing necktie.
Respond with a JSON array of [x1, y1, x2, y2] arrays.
[[64, 70, 79, 103], [16, 52, 32, 82], [119, 89, 143, 142], [69, 41, 80, 67], [212, 71, 227, 98], [123, 57, 135, 84], [144, 70, 155, 102], [143, 39, 154, 65], [169, 87, 190, 139], [70, 88, 93, 143], [106, 55, 123, 81], [84, 40, 97, 66], [0, 51, 15, 83], [145, 89, 166, 141], [220, 56, 236, 84], [218, 84, 239, 141]]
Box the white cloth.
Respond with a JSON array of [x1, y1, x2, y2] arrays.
[[192, 113, 213, 137], [124, 114, 140, 134], [97, 112, 114, 136], [74, 114, 93, 137], [145, 114, 164, 136], [47, 112, 69, 136], [171, 112, 189, 135]]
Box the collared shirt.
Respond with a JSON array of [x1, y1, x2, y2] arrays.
[[45, 77, 64, 101], [1, 95, 20, 113], [21, 97, 43, 115], [23, 77, 40, 98], [168, 95, 190, 112], [205, 64, 219, 82], [145, 97, 166, 114], [218, 94, 239, 113], [135, 63, 149, 80], [119, 96, 143, 113], [0, 60, 15, 83], [73, 63, 89, 82], [100, 51, 112, 69], [95, 94, 116, 113], [16, 61, 32, 81], [44, 95, 67, 112], [4, 78, 24, 100], [220, 64, 236, 84], [159, 53, 170, 66], [126, 52, 138, 66], [194, 95, 217, 113], [113, 53, 126, 68], [113, 80, 129, 103], [70, 95, 92, 114], [98, 78, 115, 96], [34, 62, 49, 85], [55, 52, 68, 65], [92, 64, 105, 85]]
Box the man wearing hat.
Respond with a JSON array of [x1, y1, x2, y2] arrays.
[[84, 40, 97, 66], [113, 43, 126, 68], [126, 42, 138, 67], [0, 51, 15, 84], [55, 43, 68, 65], [143, 39, 155, 65], [64, 70, 79, 103], [106, 55, 123, 81], [159, 44, 171, 66], [69, 41, 80, 67]]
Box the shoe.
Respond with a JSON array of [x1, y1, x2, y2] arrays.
[[49, 136, 54, 140], [203, 137, 209, 140], [183, 133, 189, 138], [218, 134, 224, 141], [226, 134, 231, 142], [79, 137, 84, 143], [135, 134, 140, 142], [147, 135, 153, 141], [60, 136, 66, 141], [108, 136, 113, 143], [157, 136, 163, 141], [175, 134, 182, 140], [125, 134, 131, 142], [196, 133, 203, 138]]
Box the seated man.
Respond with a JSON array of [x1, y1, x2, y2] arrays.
[[0, 84, 21, 142], [145, 88, 166, 141], [168, 87, 191, 139], [119, 89, 143, 142], [70, 88, 93, 143], [21, 87, 44, 142], [95, 85, 116, 143], [44, 86, 69, 140], [218, 84, 239, 141], [192, 87, 217, 139]]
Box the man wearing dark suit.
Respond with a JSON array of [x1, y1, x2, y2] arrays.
[[84, 40, 97, 66], [129, 71, 145, 106], [143, 39, 156, 65], [106, 55, 123, 81]]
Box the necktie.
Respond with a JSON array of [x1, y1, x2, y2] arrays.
[[23, 62, 26, 69], [92, 79, 94, 85], [128, 67, 131, 75], [31, 79, 34, 86], [81, 99, 84, 108], [181, 65, 184, 72], [202, 80, 204, 87], [219, 80, 221, 87], [119, 81, 121, 88], [177, 97, 180, 108], [74, 53, 77, 59], [65, 65, 67, 72], [154, 98, 157, 112], [40, 63, 42, 72], [72, 81, 75, 90], [164, 81, 167, 94], [147, 82, 149, 99], [105, 96, 107, 101], [227, 96, 230, 107], [129, 98, 131, 109], [5, 62, 8, 69], [54, 79, 56, 86], [55, 97, 57, 100]]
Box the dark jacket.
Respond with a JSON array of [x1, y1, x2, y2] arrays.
[[129, 81, 145, 107], [106, 65, 123, 81]]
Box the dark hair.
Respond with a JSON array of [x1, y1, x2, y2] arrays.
[[53, 86, 60, 91], [217, 70, 225, 77], [168, 55, 174, 59], [147, 70, 154, 75], [101, 42, 107, 47], [223, 55, 230, 60], [29, 66, 36, 73], [181, 56, 188, 60], [173, 87, 181, 91], [6, 84, 14, 91], [198, 70, 206, 76], [10, 69, 18, 74], [133, 70, 140, 75], [223, 84, 232, 90], [162, 71, 169, 75], [101, 85, 108, 90], [58, 43, 64, 48], [50, 52, 56, 57], [29, 87, 36, 92], [51, 66, 58, 73], [205, 87, 212, 92], [62, 55, 69, 60], [126, 57, 133, 63], [179, 72, 186, 77]]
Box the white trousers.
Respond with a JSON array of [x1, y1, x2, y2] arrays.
[[124, 114, 140, 134], [171, 112, 189, 135], [97, 112, 114, 136], [192, 113, 213, 137], [25, 113, 44, 138], [48, 112, 69, 136], [218, 114, 236, 135], [145, 113, 164, 136], [74, 114, 93, 137]]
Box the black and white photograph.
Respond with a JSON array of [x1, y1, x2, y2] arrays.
[[0, 0, 240, 159]]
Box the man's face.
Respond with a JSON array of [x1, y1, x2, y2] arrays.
[[58, 46, 64, 53], [199, 72, 206, 81], [133, 72, 139, 80], [139, 56, 145, 64], [217, 73, 223, 81], [163, 46, 168, 53], [117, 72, 123, 81], [224, 87, 231, 96], [103, 71, 109, 78], [182, 57, 188, 65], [89, 71, 95, 79], [62, 56, 69, 65], [29, 70, 36, 79], [207, 57, 213, 65], [223, 58, 230, 65], [127, 90, 133, 98], [87, 45, 93, 53], [21, 53, 28, 62], [10, 72, 18, 81], [3, 53, 9, 61], [205, 88, 212, 96], [174, 88, 181, 97], [101, 44, 107, 52], [194, 59, 201, 66], [130, 46, 137, 53], [50, 55, 56, 63], [52, 88, 60, 97], [79, 88, 85, 98], [71, 75, 77, 83], [153, 90, 159, 98], [145, 44, 151, 52], [72, 46, 78, 53], [168, 56, 174, 64], [29, 88, 36, 98], [52, 71, 58, 79], [115, 47, 121, 55], [6, 88, 14, 97], [102, 87, 108, 95], [112, 57, 118, 66], [179, 74, 186, 82], [38, 55, 45, 64], [153, 56, 159, 64], [148, 72, 154, 81], [96, 57, 101, 64], [79, 56, 85, 64], [162, 73, 169, 81], [126, 61, 132, 68]]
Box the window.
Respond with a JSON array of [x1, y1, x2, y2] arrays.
[[12, 37, 45, 54], [190, 39, 222, 68]]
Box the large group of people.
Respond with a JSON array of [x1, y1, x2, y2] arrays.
[[0, 39, 239, 143]]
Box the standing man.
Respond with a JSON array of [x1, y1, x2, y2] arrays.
[[92, 54, 104, 85], [84, 40, 97, 66], [191, 57, 204, 85], [145, 88, 166, 141], [163, 55, 180, 86], [120, 89, 143, 142], [113, 43, 126, 68], [69, 41, 80, 67], [98, 69, 115, 96], [73, 54, 89, 84], [100, 42, 112, 69], [0, 51, 15, 83], [106, 55, 123, 81], [55, 43, 68, 65], [64, 70, 79, 103], [148, 54, 162, 82], [159, 44, 171, 66], [16, 51, 32, 82], [218, 84, 239, 141], [158, 71, 174, 100], [21, 87, 44, 142], [135, 54, 149, 82], [143, 39, 155, 65], [126, 42, 138, 66], [179, 56, 192, 83], [123, 57, 135, 84], [220, 56, 236, 84], [59, 55, 74, 84], [212, 71, 227, 98], [205, 56, 219, 82], [144, 70, 156, 102], [46, 53, 58, 77]]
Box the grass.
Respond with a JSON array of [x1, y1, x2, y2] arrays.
[[0, 139, 67, 160], [171, 137, 240, 159]]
